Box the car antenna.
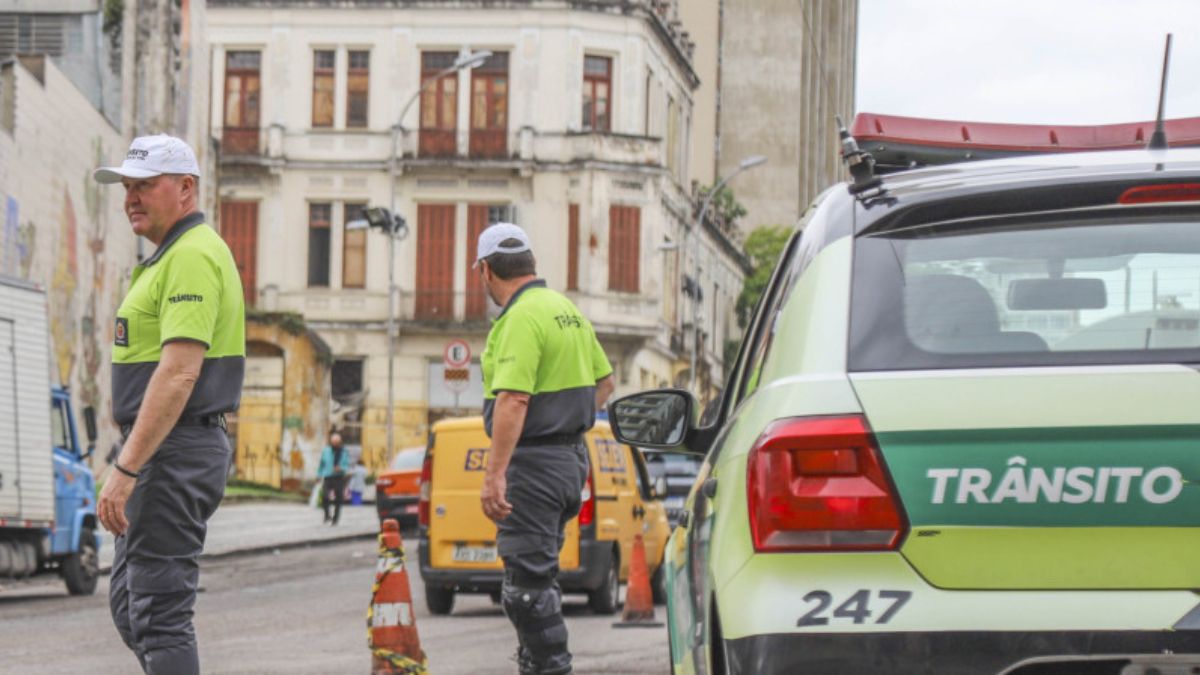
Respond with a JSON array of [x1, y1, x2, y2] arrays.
[[1148, 33, 1173, 151], [836, 115, 883, 197]]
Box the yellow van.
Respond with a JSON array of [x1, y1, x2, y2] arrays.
[[416, 416, 670, 615]]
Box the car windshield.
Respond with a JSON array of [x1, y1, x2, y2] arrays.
[[850, 216, 1200, 370], [390, 448, 425, 471]]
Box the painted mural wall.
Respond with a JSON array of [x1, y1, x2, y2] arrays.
[[0, 57, 139, 464]]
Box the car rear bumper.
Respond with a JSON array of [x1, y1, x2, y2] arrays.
[[419, 537, 613, 594], [375, 494, 418, 524], [722, 630, 1200, 675]]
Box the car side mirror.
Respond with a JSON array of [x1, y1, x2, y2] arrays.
[[83, 406, 98, 442], [608, 389, 695, 450], [82, 406, 98, 459]]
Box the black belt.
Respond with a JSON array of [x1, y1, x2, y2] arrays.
[[120, 413, 227, 439], [518, 433, 583, 447]]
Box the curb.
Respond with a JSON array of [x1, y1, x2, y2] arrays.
[[98, 530, 379, 576]]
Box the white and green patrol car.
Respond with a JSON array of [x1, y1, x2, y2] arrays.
[[609, 119, 1200, 674]]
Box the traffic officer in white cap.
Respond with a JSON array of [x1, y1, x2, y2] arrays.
[[476, 222, 615, 674], [95, 134, 245, 675]]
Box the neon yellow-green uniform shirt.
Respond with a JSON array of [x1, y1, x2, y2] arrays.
[[481, 280, 612, 440], [111, 213, 246, 425]]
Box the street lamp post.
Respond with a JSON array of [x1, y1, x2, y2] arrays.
[[349, 50, 491, 463], [686, 155, 767, 396], [346, 208, 408, 460]]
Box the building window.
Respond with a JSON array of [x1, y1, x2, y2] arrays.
[[331, 358, 365, 444], [415, 204, 456, 319], [223, 51, 261, 154], [343, 202, 367, 289], [470, 52, 509, 159], [308, 203, 331, 287], [666, 95, 679, 178], [347, 50, 370, 128], [567, 204, 580, 291], [582, 55, 612, 132], [0, 14, 66, 59], [220, 201, 259, 307], [420, 52, 458, 158], [608, 205, 640, 293], [312, 50, 335, 128]]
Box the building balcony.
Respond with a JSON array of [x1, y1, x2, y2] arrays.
[[396, 127, 662, 172], [217, 124, 663, 174], [469, 128, 507, 159], [222, 126, 261, 155], [418, 129, 457, 158], [403, 289, 490, 325], [218, 125, 394, 169], [569, 291, 665, 341], [529, 130, 662, 168], [259, 286, 679, 370]]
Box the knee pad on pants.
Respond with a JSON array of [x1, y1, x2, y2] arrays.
[[501, 579, 570, 668]]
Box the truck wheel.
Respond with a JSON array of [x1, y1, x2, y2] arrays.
[[0, 541, 12, 577], [20, 543, 37, 578], [651, 560, 667, 606], [63, 528, 99, 596], [588, 550, 620, 615], [425, 584, 455, 615]]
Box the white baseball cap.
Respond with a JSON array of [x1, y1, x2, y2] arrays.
[[93, 134, 201, 184], [474, 222, 532, 267]]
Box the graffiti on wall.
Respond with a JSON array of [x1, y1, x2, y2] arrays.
[[0, 195, 35, 280], [50, 186, 79, 386], [3, 196, 16, 275], [78, 138, 111, 408]]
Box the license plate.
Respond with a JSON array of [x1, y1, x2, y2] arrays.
[[452, 545, 497, 563], [404, 503, 419, 514]]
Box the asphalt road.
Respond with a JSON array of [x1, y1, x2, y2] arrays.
[[0, 538, 670, 674]]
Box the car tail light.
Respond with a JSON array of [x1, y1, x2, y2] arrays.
[[578, 472, 595, 527], [417, 453, 434, 527], [1118, 183, 1200, 204], [747, 415, 907, 552]]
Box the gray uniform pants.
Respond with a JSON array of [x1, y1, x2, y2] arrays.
[[109, 427, 231, 675], [498, 442, 590, 675]]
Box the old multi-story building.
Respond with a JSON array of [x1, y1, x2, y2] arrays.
[[207, 0, 747, 480], [682, 0, 859, 228]]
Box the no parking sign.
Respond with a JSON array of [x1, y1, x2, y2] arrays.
[[443, 339, 471, 394]]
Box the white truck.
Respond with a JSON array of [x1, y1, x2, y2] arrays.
[[0, 277, 100, 594]]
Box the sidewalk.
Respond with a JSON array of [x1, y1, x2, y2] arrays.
[[98, 501, 381, 572]]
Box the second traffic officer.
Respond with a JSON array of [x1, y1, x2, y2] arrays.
[[476, 222, 615, 675]]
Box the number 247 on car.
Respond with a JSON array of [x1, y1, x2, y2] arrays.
[[797, 589, 911, 627]]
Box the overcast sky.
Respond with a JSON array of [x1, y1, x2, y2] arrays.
[[856, 0, 1200, 125]]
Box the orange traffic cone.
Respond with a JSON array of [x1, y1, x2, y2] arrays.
[[368, 518, 428, 674], [613, 533, 663, 628]]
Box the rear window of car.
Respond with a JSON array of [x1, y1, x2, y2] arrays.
[[850, 215, 1200, 370], [390, 448, 425, 471]]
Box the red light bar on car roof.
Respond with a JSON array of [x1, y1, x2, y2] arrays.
[[1118, 183, 1200, 205], [851, 113, 1200, 171]]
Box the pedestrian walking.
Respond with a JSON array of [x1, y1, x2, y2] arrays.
[[348, 458, 368, 506], [94, 134, 245, 675], [317, 432, 351, 524], [475, 223, 615, 675]]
